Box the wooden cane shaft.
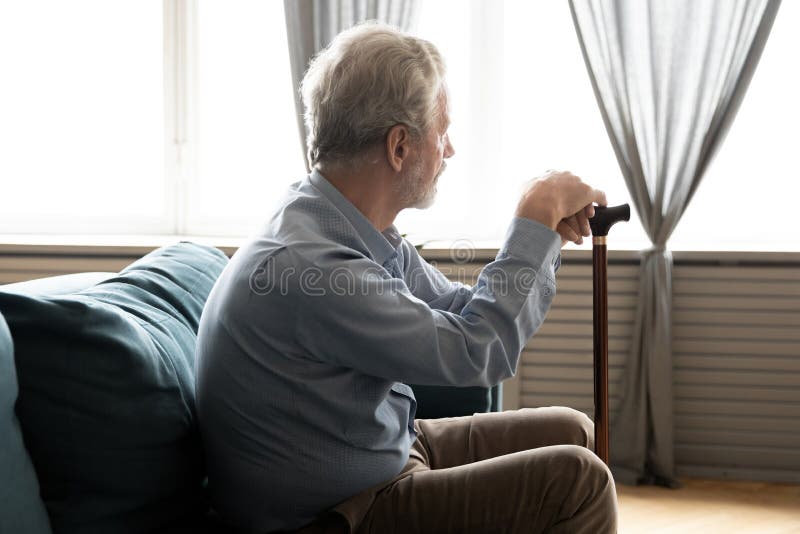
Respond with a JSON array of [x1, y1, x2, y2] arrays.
[[592, 241, 610, 464]]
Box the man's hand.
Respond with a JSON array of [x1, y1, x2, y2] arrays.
[[515, 170, 607, 246], [557, 204, 595, 246]]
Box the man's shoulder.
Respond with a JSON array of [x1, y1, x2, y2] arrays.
[[234, 233, 368, 288], [266, 182, 370, 256]]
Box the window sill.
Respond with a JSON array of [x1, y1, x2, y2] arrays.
[[1, 234, 799, 266], [0, 234, 244, 258]]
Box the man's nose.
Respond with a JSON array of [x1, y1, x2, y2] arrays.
[[444, 134, 455, 159]]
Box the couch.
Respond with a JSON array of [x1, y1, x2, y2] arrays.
[[0, 242, 500, 533]]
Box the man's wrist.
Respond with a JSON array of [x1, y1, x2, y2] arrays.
[[501, 217, 562, 268], [515, 203, 560, 231]]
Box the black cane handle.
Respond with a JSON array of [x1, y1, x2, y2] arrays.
[[589, 204, 630, 237]]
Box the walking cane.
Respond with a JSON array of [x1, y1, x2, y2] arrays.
[[588, 204, 630, 464]]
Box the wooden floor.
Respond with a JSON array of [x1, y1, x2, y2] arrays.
[[617, 478, 800, 533]]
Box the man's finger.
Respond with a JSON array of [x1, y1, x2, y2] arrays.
[[564, 215, 581, 236], [563, 216, 583, 244], [594, 188, 608, 207], [557, 221, 580, 243], [576, 210, 591, 236]]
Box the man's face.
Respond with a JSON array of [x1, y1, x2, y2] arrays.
[[397, 93, 455, 210]]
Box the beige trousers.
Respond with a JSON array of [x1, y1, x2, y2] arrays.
[[300, 407, 618, 534]]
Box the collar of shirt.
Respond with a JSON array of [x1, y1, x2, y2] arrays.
[[309, 169, 403, 266]]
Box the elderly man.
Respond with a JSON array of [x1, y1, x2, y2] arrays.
[[196, 22, 617, 534]]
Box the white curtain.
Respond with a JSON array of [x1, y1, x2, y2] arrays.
[[283, 0, 420, 171], [569, 0, 782, 485]]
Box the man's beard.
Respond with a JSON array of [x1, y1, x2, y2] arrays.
[[397, 159, 446, 210]]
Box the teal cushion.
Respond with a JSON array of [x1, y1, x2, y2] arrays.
[[1, 272, 115, 296], [0, 312, 52, 534], [0, 242, 228, 534]]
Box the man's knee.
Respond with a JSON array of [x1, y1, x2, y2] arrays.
[[564, 407, 594, 448], [549, 444, 610, 482], [543, 445, 617, 532], [533, 406, 594, 448]]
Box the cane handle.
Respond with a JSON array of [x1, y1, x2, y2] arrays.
[[589, 204, 630, 237]]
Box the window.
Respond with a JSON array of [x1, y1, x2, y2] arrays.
[[401, 0, 644, 246], [189, 1, 304, 236], [668, 0, 800, 251], [1, 1, 797, 251], [405, 0, 799, 251], [0, 1, 165, 234], [402, 0, 642, 246], [0, 0, 302, 238]]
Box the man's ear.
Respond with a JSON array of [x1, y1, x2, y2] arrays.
[[385, 124, 411, 172]]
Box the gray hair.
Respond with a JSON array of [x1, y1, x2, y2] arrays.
[[300, 22, 446, 167]]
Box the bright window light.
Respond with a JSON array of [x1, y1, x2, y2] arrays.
[[189, 0, 305, 236], [402, 0, 648, 247], [0, 1, 164, 234], [0, 1, 796, 251], [669, 0, 800, 251], [404, 0, 798, 251], [500, 0, 646, 248]]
